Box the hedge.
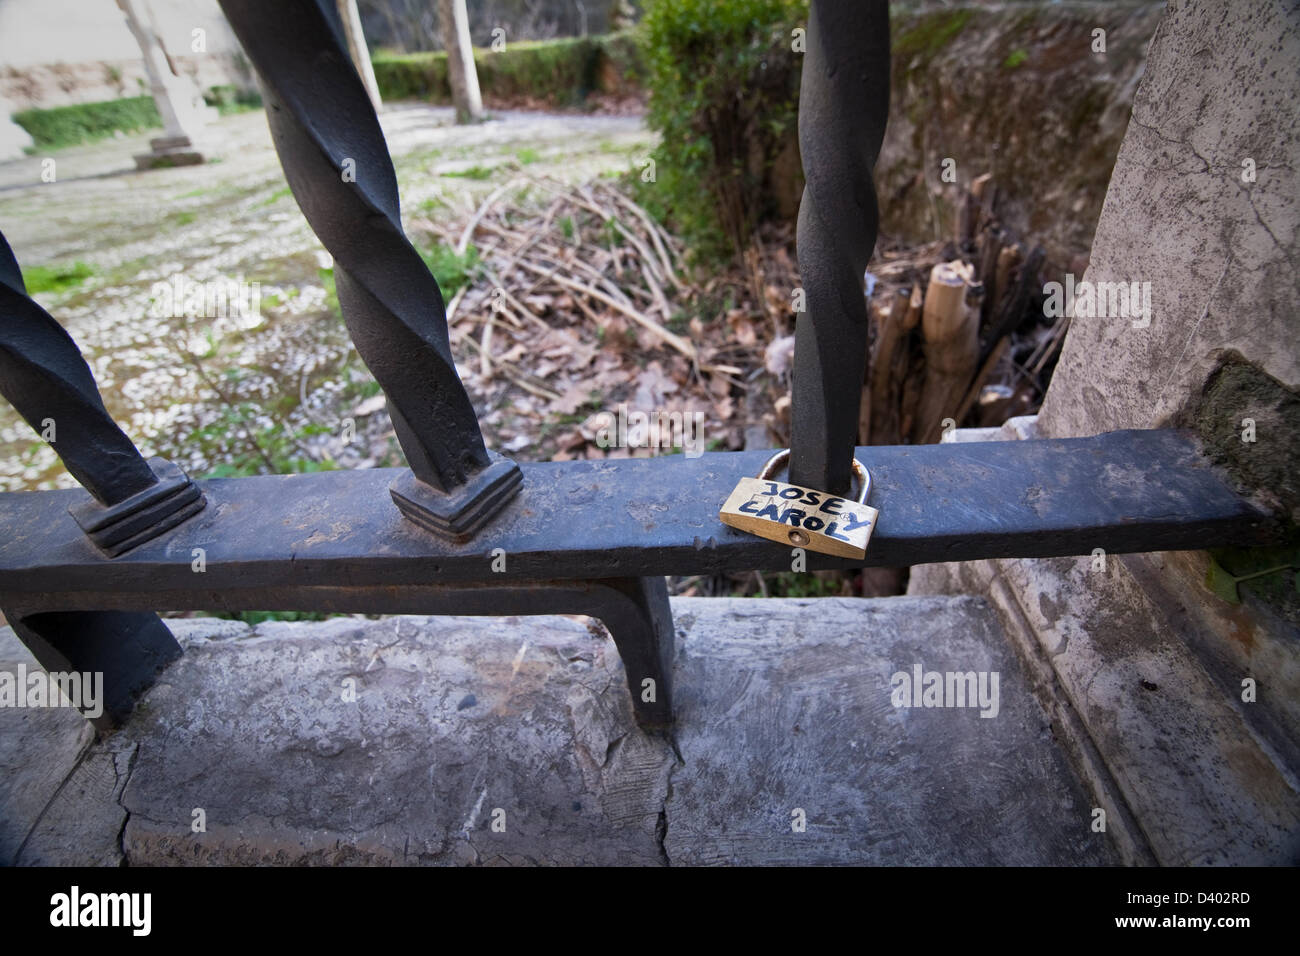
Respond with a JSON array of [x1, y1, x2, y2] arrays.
[[11, 85, 261, 150], [13, 95, 161, 150], [373, 32, 644, 107], [639, 0, 808, 264]]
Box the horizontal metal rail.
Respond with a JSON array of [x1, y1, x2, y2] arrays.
[[0, 429, 1270, 612]]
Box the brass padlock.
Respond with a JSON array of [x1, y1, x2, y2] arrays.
[[719, 449, 878, 559]]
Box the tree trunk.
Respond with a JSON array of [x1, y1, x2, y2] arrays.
[[437, 0, 483, 124], [337, 0, 383, 114]]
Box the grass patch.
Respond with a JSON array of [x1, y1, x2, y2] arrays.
[[419, 243, 481, 297], [196, 403, 337, 479], [202, 84, 262, 116], [756, 572, 847, 598], [257, 186, 294, 207], [516, 147, 541, 165], [318, 266, 340, 317], [441, 165, 495, 180], [22, 261, 95, 295]]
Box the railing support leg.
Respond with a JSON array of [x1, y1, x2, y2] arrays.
[[593, 577, 676, 730], [4, 610, 181, 731]]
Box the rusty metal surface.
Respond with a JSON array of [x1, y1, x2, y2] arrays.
[[789, 0, 891, 495], [0, 431, 1272, 605]]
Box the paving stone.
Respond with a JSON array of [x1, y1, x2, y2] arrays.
[[2, 595, 1116, 865], [0, 626, 93, 865]]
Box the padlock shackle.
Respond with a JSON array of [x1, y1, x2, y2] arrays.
[[757, 449, 872, 505]]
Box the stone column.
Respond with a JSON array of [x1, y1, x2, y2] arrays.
[[117, 0, 209, 169], [0, 96, 34, 162]]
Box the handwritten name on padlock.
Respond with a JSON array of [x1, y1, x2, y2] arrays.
[[719, 478, 877, 560]]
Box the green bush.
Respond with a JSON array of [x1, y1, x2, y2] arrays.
[[202, 84, 263, 115], [638, 0, 807, 264], [479, 36, 603, 103], [13, 96, 161, 150], [373, 50, 450, 101], [372, 32, 644, 108]]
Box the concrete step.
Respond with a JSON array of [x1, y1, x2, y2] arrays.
[[1, 594, 1117, 865]]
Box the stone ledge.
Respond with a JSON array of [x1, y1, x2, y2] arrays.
[[2, 595, 1116, 866]]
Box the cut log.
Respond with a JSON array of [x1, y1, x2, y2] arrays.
[[977, 226, 1003, 323], [904, 283, 923, 330], [952, 336, 1009, 427], [980, 245, 1044, 367], [913, 260, 979, 443], [868, 287, 912, 445], [993, 243, 1020, 315]]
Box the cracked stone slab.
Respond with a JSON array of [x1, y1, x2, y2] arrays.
[[662, 596, 1117, 865], [0, 625, 94, 865], [119, 613, 670, 865], [15, 741, 135, 866], [2, 596, 1114, 865]]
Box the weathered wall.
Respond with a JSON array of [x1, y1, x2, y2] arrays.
[[0, 55, 253, 113], [879, 2, 1163, 267], [1037, 0, 1300, 436], [0, 0, 250, 110], [910, 0, 1300, 866]]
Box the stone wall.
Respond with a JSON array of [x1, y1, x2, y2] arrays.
[[878, 2, 1164, 269], [0, 55, 253, 113], [0, 0, 250, 110], [909, 0, 1300, 865]]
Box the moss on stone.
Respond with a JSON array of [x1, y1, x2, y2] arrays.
[[894, 8, 975, 64], [1195, 357, 1300, 544], [1002, 48, 1029, 70]]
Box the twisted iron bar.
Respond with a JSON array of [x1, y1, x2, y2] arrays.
[[0, 232, 186, 720], [0, 231, 204, 555], [789, 0, 891, 496], [218, 0, 520, 535], [0, 231, 158, 504]]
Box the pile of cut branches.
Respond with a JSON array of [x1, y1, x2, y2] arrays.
[[410, 176, 757, 461]]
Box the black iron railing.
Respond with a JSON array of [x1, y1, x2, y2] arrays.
[[0, 1, 1273, 734]]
